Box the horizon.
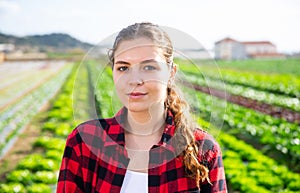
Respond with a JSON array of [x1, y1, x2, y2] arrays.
[[1, 0, 299, 53], [1, 31, 299, 55]]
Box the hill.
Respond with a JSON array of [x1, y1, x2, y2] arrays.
[[0, 32, 93, 52]]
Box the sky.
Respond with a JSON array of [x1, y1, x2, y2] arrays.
[[0, 0, 299, 53]]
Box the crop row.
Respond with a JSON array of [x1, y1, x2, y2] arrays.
[[0, 62, 89, 192], [86, 61, 122, 118], [0, 72, 51, 106], [197, 117, 300, 193], [0, 61, 64, 85], [0, 64, 73, 158], [0, 61, 66, 109], [180, 85, 300, 170], [178, 63, 300, 112], [176, 58, 300, 98], [185, 71, 299, 112]]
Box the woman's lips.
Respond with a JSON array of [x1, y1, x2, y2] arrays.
[[127, 92, 147, 99]]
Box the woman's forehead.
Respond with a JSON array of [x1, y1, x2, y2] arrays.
[[114, 38, 165, 63]]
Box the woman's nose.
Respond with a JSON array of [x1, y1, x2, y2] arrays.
[[128, 69, 144, 86], [129, 78, 144, 86]]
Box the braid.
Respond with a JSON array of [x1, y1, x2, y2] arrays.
[[166, 85, 211, 187]]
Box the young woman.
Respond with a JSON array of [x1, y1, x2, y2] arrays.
[[57, 22, 227, 193]]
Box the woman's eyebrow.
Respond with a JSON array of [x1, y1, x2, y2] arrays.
[[115, 59, 158, 65], [114, 60, 130, 65], [140, 59, 158, 64]]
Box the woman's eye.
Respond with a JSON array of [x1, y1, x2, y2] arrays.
[[117, 66, 129, 71], [144, 65, 156, 71]]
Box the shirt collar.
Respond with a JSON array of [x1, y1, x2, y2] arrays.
[[103, 107, 176, 153]]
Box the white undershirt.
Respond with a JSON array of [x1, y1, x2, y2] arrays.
[[120, 170, 148, 193]]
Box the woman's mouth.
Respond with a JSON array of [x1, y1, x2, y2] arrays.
[[127, 92, 147, 99]]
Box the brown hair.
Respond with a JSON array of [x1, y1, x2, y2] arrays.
[[108, 22, 210, 187]]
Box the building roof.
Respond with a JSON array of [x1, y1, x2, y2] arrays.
[[242, 41, 274, 46], [215, 37, 238, 44], [215, 37, 276, 47]]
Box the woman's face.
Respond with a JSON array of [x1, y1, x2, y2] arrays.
[[112, 37, 171, 113]]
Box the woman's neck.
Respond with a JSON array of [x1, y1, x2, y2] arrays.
[[126, 105, 166, 136]]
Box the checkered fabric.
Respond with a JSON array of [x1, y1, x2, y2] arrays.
[[57, 107, 227, 193]]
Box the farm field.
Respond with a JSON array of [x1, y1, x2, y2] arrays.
[[0, 61, 67, 111], [0, 61, 72, 160], [177, 58, 300, 112], [0, 58, 299, 192]]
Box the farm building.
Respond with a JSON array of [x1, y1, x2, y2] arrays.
[[0, 44, 15, 62], [0, 44, 15, 53], [214, 37, 284, 60]]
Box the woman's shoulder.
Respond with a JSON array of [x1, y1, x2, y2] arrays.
[[193, 128, 221, 153], [67, 117, 116, 141], [68, 108, 127, 140], [63, 117, 124, 154], [193, 127, 216, 141]]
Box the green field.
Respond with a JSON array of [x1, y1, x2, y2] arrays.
[[213, 58, 300, 75], [0, 58, 299, 192]]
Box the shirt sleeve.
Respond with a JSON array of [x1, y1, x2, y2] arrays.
[[57, 130, 85, 193], [195, 130, 227, 193], [207, 141, 227, 193]]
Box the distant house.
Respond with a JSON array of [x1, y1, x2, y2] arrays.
[[0, 44, 15, 53], [0, 44, 15, 62], [214, 37, 284, 60], [214, 38, 246, 60]]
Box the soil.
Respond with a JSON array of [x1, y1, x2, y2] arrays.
[[183, 81, 300, 124]]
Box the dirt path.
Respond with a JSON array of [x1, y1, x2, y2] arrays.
[[183, 81, 300, 124]]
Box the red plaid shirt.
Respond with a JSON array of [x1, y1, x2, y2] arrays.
[[57, 108, 227, 193]]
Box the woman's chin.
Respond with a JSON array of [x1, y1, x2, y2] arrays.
[[127, 104, 149, 113]]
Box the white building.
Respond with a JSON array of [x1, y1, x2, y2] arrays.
[[214, 37, 284, 60], [0, 44, 15, 53], [214, 38, 247, 60]]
